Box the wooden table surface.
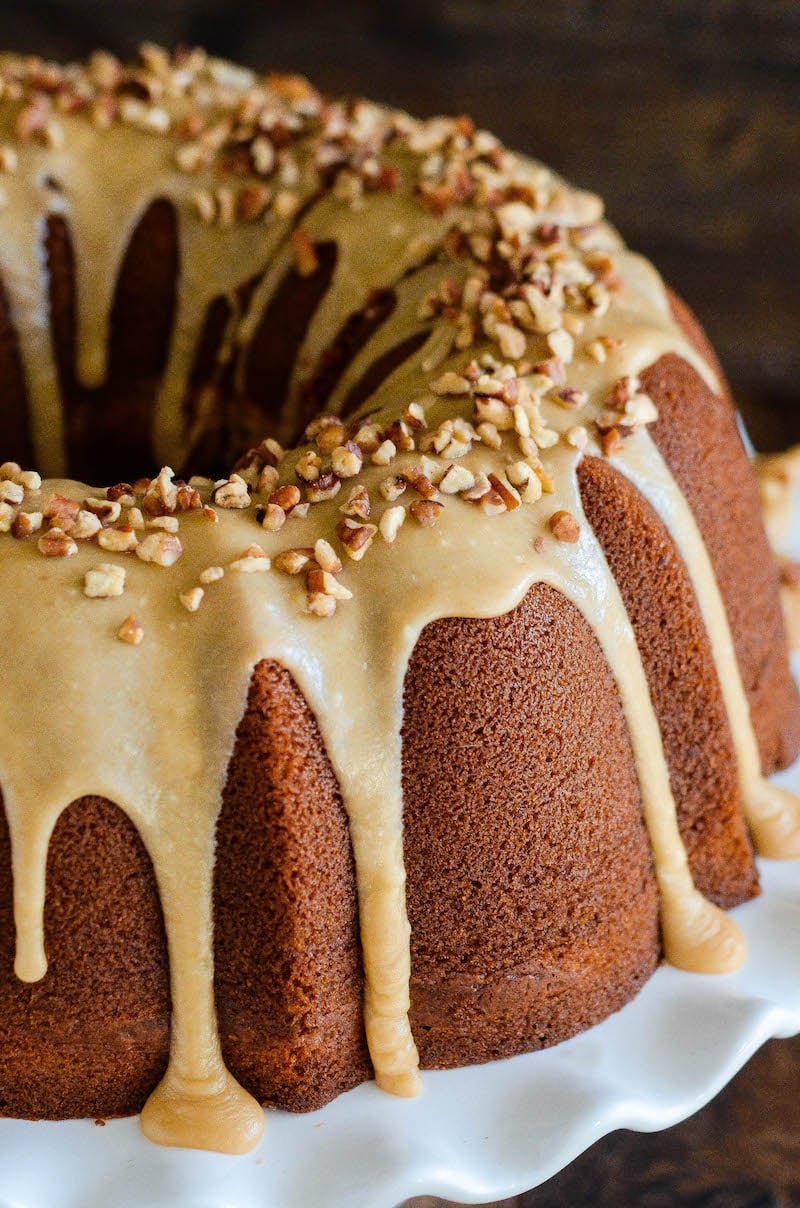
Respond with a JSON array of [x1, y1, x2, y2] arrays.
[[1, 6, 798, 1204]]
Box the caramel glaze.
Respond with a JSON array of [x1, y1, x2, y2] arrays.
[[0, 52, 798, 1154]]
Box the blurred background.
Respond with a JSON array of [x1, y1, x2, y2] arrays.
[[0, 0, 798, 450]]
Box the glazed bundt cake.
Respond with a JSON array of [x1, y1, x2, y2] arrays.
[[0, 45, 799, 1156]]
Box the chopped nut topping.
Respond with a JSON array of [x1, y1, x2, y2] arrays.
[[142, 466, 178, 515], [306, 568, 352, 600], [479, 488, 507, 517], [192, 189, 216, 224], [565, 425, 589, 450], [84, 497, 122, 524], [371, 439, 397, 467], [306, 472, 342, 503], [11, 510, 42, 538], [200, 565, 225, 584], [353, 422, 382, 454], [17, 468, 41, 492], [340, 483, 372, 519], [622, 394, 658, 426], [547, 328, 574, 362], [506, 462, 543, 503], [439, 463, 476, 495], [522, 286, 562, 334], [586, 338, 607, 363], [0, 145, 18, 173], [180, 586, 205, 612], [0, 59, 673, 626], [549, 510, 581, 543], [275, 547, 315, 575], [431, 371, 471, 396], [379, 505, 406, 543], [409, 499, 444, 527], [212, 474, 250, 509], [495, 322, 526, 360], [257, 502, 287, 532], [230, 545, 271, 573], [474, 398, 512, 431], [135, 531, 184, 567], [331, 442, 363, 478], [534, 465, 555, 493], [97, 527, 138, 553], [380, 475, 407, 502], [84, 563, 126, 599], [146, 515, 179, 533], [118, 615, 144, 646], [476, 421, 502, 450], [314, 538, 342, 573], [403, 469, 439, 501], [557, 387, 588, 411], [108, 482, 136, 506], [68, 510, 103, 540], [461, 471, 492, 501], [402, 400, 427, 430], [177, 485, 203, 512], [314, 419, 347, 455], [37, 528, 78, 558], [258, 464, 280, 495], [256, 437, 285, 467], [305, 591, 337, 618], [270, 484, 302, 512], [336, 517, 377, 560], [601, 427, 624, 457], [0, 480, 23, 505], [296, 450, 322, 483]]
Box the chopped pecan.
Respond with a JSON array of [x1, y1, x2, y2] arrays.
[[118, 615, 144, 646], [37, 527, 77, 558], [84, 564, 126, 599], [409, 499, 444, 527], [336, 518, 377, 560], [549, 510, 581, 543]]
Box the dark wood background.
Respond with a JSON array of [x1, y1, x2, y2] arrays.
[[1, 4, 799, 1203]]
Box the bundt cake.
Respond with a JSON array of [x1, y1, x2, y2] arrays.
[[0, 45, 799, 1156]]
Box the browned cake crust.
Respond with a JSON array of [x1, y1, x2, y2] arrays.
[[403, 584, 660, 1066], [655, 292, 800, 773], [578, 456, 758, 908], [0, 796, 169, 1118], [645, 355, 800, 775], [213, 660, 370, 1112]]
